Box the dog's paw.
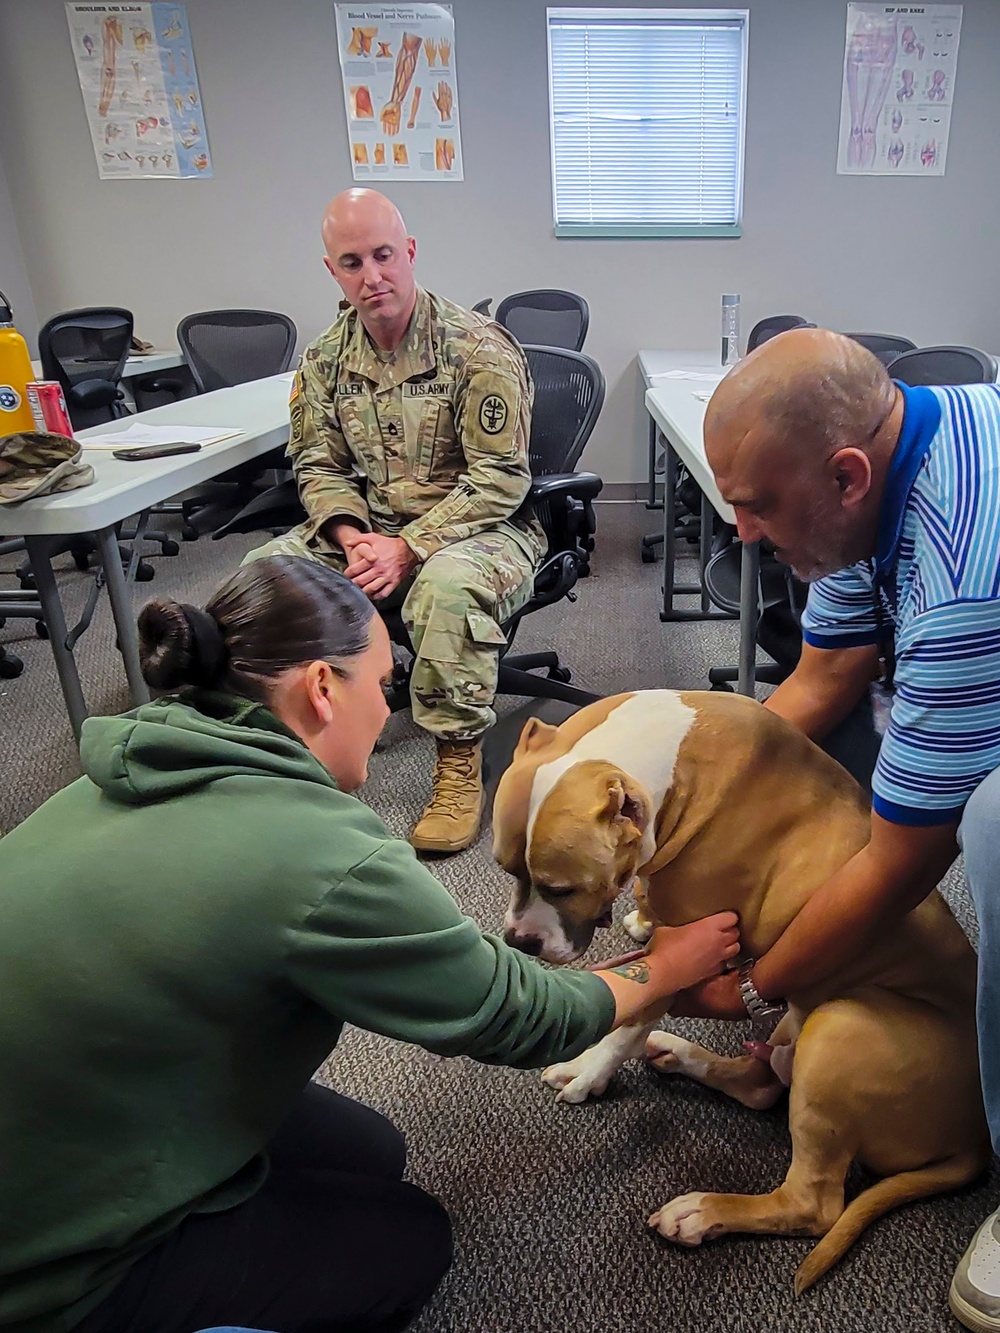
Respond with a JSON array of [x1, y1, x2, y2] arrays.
[[648, 1193, 722, 1246], [541, 1053, 613, 1104], [644, 1029, 708, 1077], [623, 908, 655, 943]]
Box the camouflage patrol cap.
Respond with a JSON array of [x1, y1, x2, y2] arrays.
[[0, 431, 95, 505]]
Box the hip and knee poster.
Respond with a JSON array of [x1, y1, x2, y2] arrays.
[[66, 3, 213, 180], [837, 4, 962, 175], [336, 4, 463, 181]]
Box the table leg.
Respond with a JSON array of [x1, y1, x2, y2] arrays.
[[699, 491, 712, 614], [95, 526, 150, 708], [661, 436, 678, 620], [646, 410, 661, 509], [737, 541, 760, 696], [23, 536, 89, 739]]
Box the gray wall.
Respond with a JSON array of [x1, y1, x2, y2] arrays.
[[0, 0, 997, 481], [0, 142, 38, 352]]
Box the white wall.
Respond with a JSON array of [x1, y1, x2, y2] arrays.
[[0, 143, 38, 352], [0, 0, 997, 481]]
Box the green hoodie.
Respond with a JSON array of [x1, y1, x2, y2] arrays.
[[0, 695, 614, 1332]]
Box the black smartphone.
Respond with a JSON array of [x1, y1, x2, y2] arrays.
[[112, 443, 203, 461]]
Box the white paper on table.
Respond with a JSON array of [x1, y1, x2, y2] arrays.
[[81, 423, 244, 451], [649, 369, 725, 382], [692, 389, 715, 402]]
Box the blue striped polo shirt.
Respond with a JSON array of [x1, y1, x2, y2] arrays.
[[801, 381, 1000, 826]]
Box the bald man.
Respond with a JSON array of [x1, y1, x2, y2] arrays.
[[678, 328, 1000, 1331], [246, 189, 543, 853]]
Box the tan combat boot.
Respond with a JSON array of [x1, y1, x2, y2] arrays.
[[409, 739, 484, 854]]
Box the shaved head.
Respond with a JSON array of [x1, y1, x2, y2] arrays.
[[320, 188, 417, 348], [705, 328, 903, 581], [321, 188, 408, 259]]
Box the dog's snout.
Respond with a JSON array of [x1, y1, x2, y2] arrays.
[[504, 929, 543, 956]]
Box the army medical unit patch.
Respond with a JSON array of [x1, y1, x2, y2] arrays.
[[479, 394, 508, 435]]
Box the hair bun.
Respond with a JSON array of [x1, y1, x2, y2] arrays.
[[138, 598, 229, 691]]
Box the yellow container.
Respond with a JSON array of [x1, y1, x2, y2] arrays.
[[0, 290, 38, 434]]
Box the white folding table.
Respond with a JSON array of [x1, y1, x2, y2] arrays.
[[645, 376, 761, 697], [0, 373, 292, 738]]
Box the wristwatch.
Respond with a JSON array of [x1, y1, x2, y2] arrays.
[[737, 958, 787, 1023]]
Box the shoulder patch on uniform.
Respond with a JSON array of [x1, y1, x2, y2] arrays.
[[289, 378, 300, 404], [479, 394, 509, 435]]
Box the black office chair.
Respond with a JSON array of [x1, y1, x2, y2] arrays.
[[746, 315, 816, 352], [471, 298, 493, 316], [844, 333, 917, 367], [172, 309, 299, 538], [19, 307, 177, 587], [38, 306, 133, 430], [889, 345, 998, 386], [495, 290, 589, 352], [213, 345, 607, 709]]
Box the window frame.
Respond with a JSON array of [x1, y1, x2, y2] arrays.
[[546, 6, 749, 239]]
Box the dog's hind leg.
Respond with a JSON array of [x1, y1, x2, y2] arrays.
[[542, 1021, 655, 1104], [644, 1014, 800, 1111], [648, 1092, 854, 1252]]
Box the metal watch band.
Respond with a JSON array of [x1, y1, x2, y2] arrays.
[[737, 958, 786, 1021]]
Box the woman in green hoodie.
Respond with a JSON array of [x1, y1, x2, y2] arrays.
[[0, 555, 739, 1333]]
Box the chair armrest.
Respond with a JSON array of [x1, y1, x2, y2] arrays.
[[528, 471, 603, 503], [68, 378, 118, 410]]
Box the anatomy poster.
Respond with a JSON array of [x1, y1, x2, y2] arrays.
[[335, 4, 463, 181], [66, 3, 213, 179], [837, 4, 962, 175]]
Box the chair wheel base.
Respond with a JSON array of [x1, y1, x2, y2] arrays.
[[160, 540, 180, 557], [641, 548, 658, 564], [135, 560, 155, 582], [547, 666, 572, 683], [710, 682, 735, 692], [35, 621, 48, 640], [0, 653, 24, 678]]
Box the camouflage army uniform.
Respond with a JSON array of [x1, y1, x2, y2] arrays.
[[245, 287, 544, 741]]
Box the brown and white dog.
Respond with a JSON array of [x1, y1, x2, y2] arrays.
[[492, 689, 989, 1292]]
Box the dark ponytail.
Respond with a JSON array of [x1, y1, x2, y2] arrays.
[[137, 556, 376, 701]]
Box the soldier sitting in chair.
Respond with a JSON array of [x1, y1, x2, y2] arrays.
[[245, 188, 543, 853]]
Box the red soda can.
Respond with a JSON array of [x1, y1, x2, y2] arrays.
[[26, 381, 74, 437]]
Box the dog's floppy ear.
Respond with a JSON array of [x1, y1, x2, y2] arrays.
[[515, 716, 560, 757], [602, 772, 650, 841]]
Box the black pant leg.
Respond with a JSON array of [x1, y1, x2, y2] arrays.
[[72, 1087, 452, 1333]]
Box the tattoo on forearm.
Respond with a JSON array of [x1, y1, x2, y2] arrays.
[[611, 961, 650, 984]]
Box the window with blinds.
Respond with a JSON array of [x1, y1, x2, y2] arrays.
[[547, 9, 748, 238]]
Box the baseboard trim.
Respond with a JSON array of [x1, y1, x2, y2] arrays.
[[595, 484, 649, 503]]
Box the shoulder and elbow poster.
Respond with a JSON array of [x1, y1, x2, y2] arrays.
[[837, 3, 962, 175], [335, 4, 463, 182], [66, 2, 213, 179]]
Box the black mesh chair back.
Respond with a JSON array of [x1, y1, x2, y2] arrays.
[[177, 309, 297, 393], [746, 314, 816, 352], [38, 306, 134, 428], [843, 333, 917, 367], [889, 345, 998, 387], [496, 290, 589, 352], [522, 345, 605, 477]]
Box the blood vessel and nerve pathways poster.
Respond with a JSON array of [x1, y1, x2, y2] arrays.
[[66, 2, 213, 180], [336, 4, 463, 181]]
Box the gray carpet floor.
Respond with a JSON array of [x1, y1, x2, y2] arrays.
[[1, 503, 991, 1332]]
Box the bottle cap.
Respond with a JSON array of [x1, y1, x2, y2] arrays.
[[722, 294, 741, 306]]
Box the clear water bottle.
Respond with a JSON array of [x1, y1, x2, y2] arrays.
[[721, 293, 741, 367]]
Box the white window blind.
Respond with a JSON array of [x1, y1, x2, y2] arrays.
[[547, 8, 748, 237]]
